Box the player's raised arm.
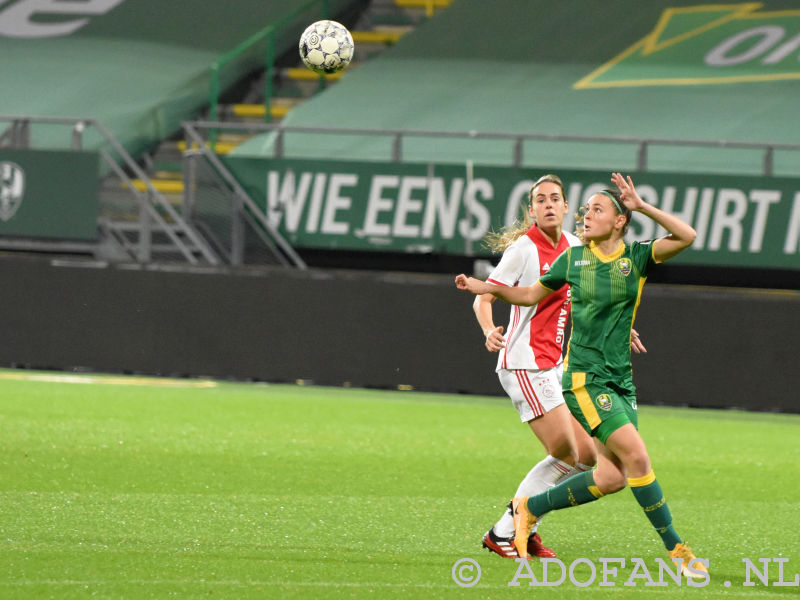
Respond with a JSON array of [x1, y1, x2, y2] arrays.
[[455, 275, 552, 307], [611, 173, 697, 263]]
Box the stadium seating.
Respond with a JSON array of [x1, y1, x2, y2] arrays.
[[4, 0, 800, 271], [231, 0, 800, 176], [1, 0, 364, 158], [6, 0, 799, 175]]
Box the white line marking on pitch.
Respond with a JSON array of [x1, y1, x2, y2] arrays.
[[0, 371, 217, 388]]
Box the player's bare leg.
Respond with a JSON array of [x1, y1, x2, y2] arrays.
[[604, 425, 709, 579]]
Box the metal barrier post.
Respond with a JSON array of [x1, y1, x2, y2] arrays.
[[183, 151, 197, 220], [209, 62, 220, 149], [231, 192, 244, 266], [636, 141, 648, 172], [264, 29, 276, 124], [392, 133, 402, 162], [138, 196, 152, 263], [764, 146, 774, 176], [513, 137, 523, 168], [71, 121, 85, 150], [274, 128, 284, 158], [11, 119, 30, 148]]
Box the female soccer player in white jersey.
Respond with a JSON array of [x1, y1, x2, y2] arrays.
[[457, 173, 708, 579], [474, 174, 645, 559]]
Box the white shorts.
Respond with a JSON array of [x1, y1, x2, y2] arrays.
[[498, 366, 565, 422]]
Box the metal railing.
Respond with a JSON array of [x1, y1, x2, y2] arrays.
[[181, 118, 800, 270], [182, 122, 307, 269], [6, 113, 796, 268], [186, 119, 800, 176], [208, 0, 330, 132], [0, 115, 220, 265]]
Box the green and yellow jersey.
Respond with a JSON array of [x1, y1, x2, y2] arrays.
[[538, 239, 657, 381]]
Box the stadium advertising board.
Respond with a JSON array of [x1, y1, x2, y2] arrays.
[[0, 149, 98, 240], [223, 156, 800, 269]]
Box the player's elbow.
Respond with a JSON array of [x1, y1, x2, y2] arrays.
[[497, 290, 535, 306], [669, 228, 697, 251], [473, 292, 493, 307]]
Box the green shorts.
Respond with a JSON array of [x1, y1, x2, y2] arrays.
[[563, 371, 639, 444]]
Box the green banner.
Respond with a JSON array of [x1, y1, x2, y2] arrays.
[[0, 149, 98, 240], [222, 156, 800, 270]]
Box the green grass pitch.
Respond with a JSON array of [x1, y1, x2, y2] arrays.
[[1, 369, 798, 599]]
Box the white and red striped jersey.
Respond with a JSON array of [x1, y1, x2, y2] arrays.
[[486, 225, 581, 371]]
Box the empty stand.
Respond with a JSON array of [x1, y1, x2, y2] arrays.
[[230, 0, 800, 177]]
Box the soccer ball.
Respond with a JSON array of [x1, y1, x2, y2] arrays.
[[299, 20, 354, 74]]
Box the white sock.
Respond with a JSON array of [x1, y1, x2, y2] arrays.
[[493, 455, 574, 538], [569, 462, 593, 476]]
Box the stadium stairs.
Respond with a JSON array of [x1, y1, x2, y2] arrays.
[[129, 0, 453, 204], [93, 0, 453, 265]]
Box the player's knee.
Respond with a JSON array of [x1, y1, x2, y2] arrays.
[[626, 454, 652, 478], [597, 477, 627, 494], [576, 443, 597, 468], [552, 446, 579, 467], [597, 472, 627, 494]]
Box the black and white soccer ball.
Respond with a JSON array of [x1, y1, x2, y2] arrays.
[[299, 20, 354, 74]]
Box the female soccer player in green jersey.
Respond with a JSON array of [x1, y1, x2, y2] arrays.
[[455, 172, 708, 580]]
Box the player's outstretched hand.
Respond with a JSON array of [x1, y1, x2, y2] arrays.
[[455, 274, 493, 295], [611, 172, 645, 212]]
